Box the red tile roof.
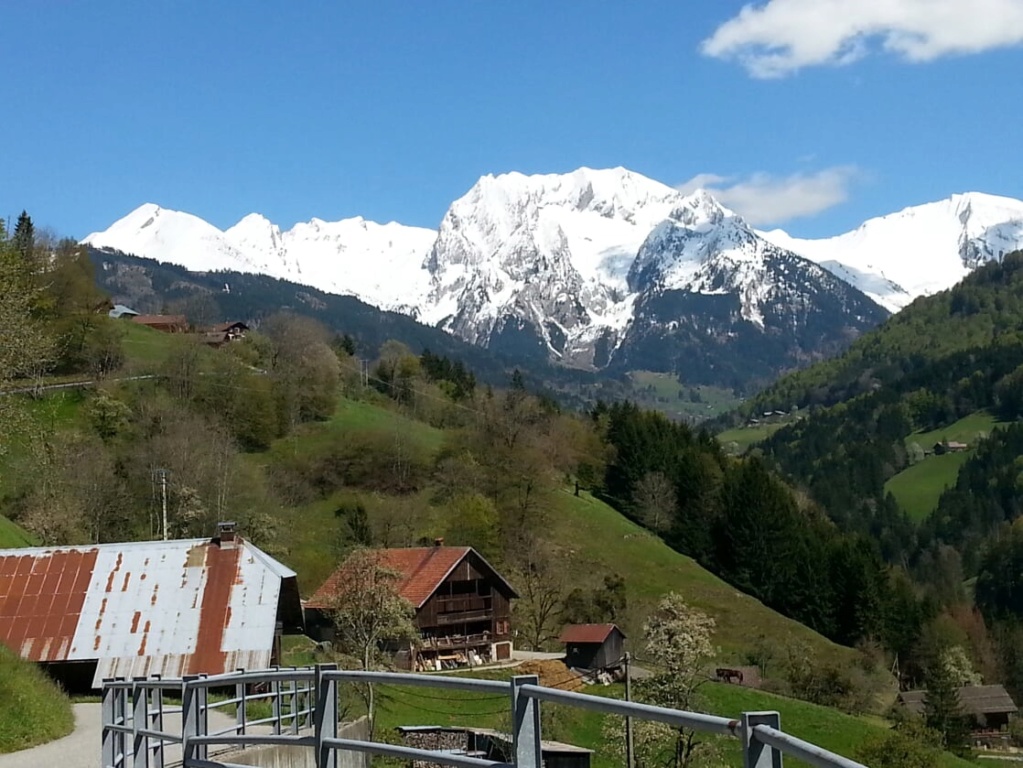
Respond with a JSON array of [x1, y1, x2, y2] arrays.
[[559, 623, 623, 644], [308, 546, 473, 609]]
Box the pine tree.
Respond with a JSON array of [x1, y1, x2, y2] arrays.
[[923, 655, 971, 756], [12, 210, 34, 264]]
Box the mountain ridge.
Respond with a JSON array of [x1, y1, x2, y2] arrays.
[[85, 168, 1023, 389]]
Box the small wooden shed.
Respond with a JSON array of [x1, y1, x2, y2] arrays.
[[559, 623, 626, 671]]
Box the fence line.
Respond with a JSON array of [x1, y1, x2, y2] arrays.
[[101, 664, 869, 768]]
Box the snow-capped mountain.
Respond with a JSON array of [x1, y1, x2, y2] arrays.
[[85, 168, 1023, 387], [419, 168, 686, 366], [85, 203, 436, 313], [83, 168, 888, 384], [761, 192, 1023, 311]]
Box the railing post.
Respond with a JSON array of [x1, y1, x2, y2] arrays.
[[150, 678, 164, 768], [133, 678, 149, 768], [743, 711, 783, 768], [102, 680, 115, 768], [511, 675, 542, 768], [181, 676, 204, 766], [315, 664, 338, 768], [290, 670, 299, 734], [236, 668, 247, 736], [271, 666, 282, 735], [115, 678, 128, 768]]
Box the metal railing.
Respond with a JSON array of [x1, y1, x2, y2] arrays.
[[101, 665, 869, 768]]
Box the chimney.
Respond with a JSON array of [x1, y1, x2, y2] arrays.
[[434, 537, 444, 547], [218, 521, 237, 548]]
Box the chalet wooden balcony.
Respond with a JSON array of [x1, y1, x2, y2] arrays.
[[434, 595, 494, 625], [420, 632, 494, 650]]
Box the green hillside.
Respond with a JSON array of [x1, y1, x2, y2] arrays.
[[884, 452, 971, 521], [272, 395, 852, 663], [728, 251, 1023, 420], [371, 672, 967, 768], [712, 251, 1023, 745], [0, 515, 35, 548], [0, 643, 74, 754], [903, 410, 1001, 450]]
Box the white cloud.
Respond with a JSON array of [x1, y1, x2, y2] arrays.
[[701, 0, 1023, 78], [677, 166, 859, 225]]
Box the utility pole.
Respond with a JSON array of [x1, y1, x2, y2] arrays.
[[625, 651, 635, 768], [157, 469, 169, 541]]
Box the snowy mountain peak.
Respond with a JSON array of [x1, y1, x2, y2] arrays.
[[84, 169, 1023, 387], [762, 191, 1023, 310]]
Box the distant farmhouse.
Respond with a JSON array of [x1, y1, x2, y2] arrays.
[[202, 321, 250, 347], [0, 522, 302, 689], [898, 684, 1017, 734], [131, 313, 188, 333], [306, 542, 517, 671], [934, 440, 969, 455]]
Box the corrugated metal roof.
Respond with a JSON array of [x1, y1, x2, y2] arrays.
[[559, 623, 623, 644], [0, 537, 299, 687]]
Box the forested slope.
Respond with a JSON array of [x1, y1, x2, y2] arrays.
[[725, 250, 1023, 419], [718, 251, 1023, 711]]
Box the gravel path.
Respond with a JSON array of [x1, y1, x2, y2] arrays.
[[0, 702, 240, 768]]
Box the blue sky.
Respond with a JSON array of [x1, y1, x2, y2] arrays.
[[3, 0, 1022, 239]]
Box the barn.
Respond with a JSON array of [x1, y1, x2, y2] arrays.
[[0, 523, 303, 689], [559, 624, 626, 671]]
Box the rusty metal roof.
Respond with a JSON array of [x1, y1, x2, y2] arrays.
[[558, 623, 624, 644], [0, 536, 299, 687]]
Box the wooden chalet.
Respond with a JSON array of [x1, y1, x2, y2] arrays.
[[898, 684, 1017, 733], [934, 440, 969, 455], [201, 321, 250, 347], [132, 314, 188, 333], [559, 624, 625, 671], [212, 321, 249, 339], [306, 542, 518, 670]]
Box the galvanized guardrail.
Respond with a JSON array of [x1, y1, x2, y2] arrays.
[[101, 665, 869, 768]]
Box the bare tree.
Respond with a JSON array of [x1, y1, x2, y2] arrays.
[[324, 549, 418, 736], [509, 537, 566, 650], [635, 472, 677, 534]]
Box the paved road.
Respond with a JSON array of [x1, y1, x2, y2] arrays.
[[0, 702, 239, 768]]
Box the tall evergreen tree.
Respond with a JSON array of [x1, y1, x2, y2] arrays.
[[923, 655, 971, 756], [12, 210, 34, 264]]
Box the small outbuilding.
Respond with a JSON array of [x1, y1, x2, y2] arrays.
[[559, 623, 626, 671], [898, 684, 1017, 732]]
